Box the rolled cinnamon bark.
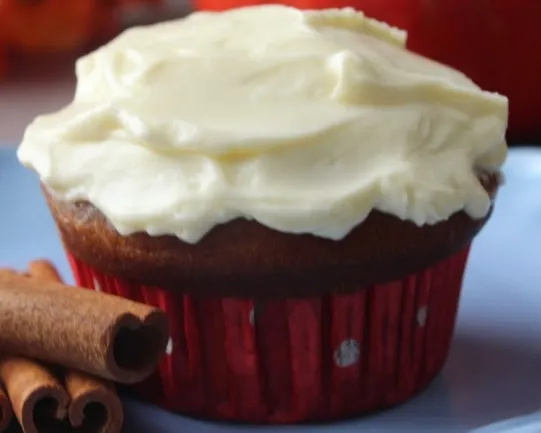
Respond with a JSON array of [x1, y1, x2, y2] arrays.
[[0, 387, 12, 433], [65, 371, 123, 433], [28, 261, 62, 284], [0, 356, 69, 433], [0, 267, 169, 384], [29, 260, 124, 433]]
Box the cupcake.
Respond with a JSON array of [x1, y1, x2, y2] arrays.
[[17, 6, 508, 423]]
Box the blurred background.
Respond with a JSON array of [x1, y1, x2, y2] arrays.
[[0, 0, 538, 146]]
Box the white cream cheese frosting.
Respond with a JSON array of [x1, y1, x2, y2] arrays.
[[17, 5, 508, 244]]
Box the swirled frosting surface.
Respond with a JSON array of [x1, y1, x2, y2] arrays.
[[18, 5, 508, 243]]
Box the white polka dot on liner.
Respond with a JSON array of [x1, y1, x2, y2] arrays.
[[93, 278, 102, 292], [333, 339, 360, 368], [416, 306, 428, 327], [165, 337, 173, 356]]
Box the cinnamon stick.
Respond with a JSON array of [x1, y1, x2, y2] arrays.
[[0, 356, 69, 433], [29, 260, 124, 433], [27, 261, 62, 283], [0, 267, 169, 384], [64, 371, 123, 433], [0, 387, 12, 433]]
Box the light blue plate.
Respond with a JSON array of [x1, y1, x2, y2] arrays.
[[2, 147, 541, 433]]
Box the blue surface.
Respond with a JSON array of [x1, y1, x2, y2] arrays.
[[2, 147, 541, 433]]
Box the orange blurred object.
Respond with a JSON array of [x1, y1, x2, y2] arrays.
[[0, 45, 6, 78], [0, 0, 105, 52], [195, 0, 540, 143], [0, 0, 164, 79], [119, 0, 163, 4]]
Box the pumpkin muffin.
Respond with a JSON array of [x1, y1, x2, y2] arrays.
[[18, 6, 508, 423]]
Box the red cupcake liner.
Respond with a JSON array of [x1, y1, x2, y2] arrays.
[[66, 248, 470, 423]]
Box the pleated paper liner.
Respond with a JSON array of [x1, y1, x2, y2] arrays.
[[66, 247, 470, 423]]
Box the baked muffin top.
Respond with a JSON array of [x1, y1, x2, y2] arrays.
[[18, 5, 508, 244]]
